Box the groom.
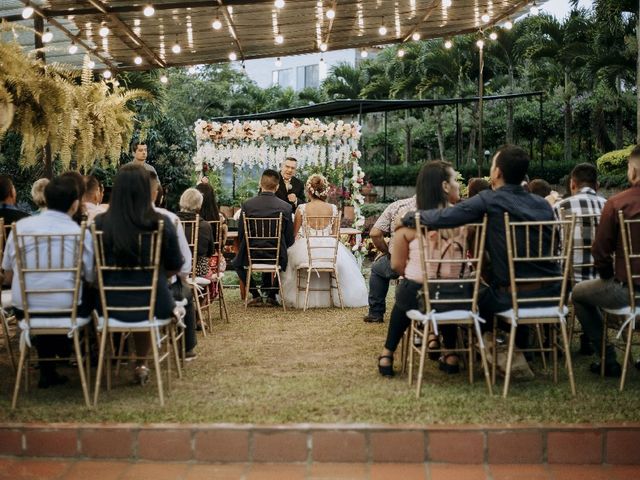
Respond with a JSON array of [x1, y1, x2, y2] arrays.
[[233, 169, 295, 306], [276, 157, 305, 211]]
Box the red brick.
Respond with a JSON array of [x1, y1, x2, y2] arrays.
[[547, 465, 611, 480], [0, 429, 22, 456], [487, 431, 543, 464], [80, 429, 134, 459], [311, 431, 366, 463], [609, 466, 640, 480], [489, 464, 550, 480], [121, 462, 189, 480], [194, 430, 249, 462], [428, 431, 484, 464], [428, 464, 488, 480], [137, 429, 192, 461], [64, 461, 130, 480], [606, 430, 640, 464], [308, 463, 367, 479], [370, 463, 426, 480], [246, 464, 306, 480], [2, 459, 71, 479], [186, 464, 248, 480], [24, 429, 77, 457], [547, 431, 602, 464], [252, 431, 307, 463], [370, 431, 425, 463]]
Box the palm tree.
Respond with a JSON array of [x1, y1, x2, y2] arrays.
[[322, 62, 365, 99]]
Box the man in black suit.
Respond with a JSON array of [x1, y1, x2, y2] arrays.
[[275, 157, 305, 211], [0, 175, 30, 226], [233, 169, 295, 306]]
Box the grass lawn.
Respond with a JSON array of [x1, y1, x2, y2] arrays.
[[1, 284, 640, 425]]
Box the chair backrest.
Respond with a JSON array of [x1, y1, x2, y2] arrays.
[[179, 215, 200, 277], [503, 213, 575, 316], [12, 222, 87, 324], [618, 211, 640, 311], [303, 214, 341, 268], [415, 213, 488, 314], [91, 221, 164, 322], [559, 209, 601, 284], [207, 219, 224, 254], [242, 213, 283, 268]]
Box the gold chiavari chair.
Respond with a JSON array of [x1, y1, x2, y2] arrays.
[[10, 223, 92, 409], [295, 213, 344, 311], [0, 218, 17, 371], [494, 213, 576, 398], [601, 211, 640, 391], [242, 213, 285, 310], [404, 214, 492, 397], [92, 221, 181, 407], [207, 219, 229, 324]]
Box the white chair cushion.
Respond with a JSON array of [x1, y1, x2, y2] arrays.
[[20, 316, 91, 330], [1, 290, 11, 308], [96, 317, 172, 331], [603, 306, 640, 317], [407, 309, 478, 323], [195, 276, 211, 286], [497, 305, 569, 321], [251, 263, 280, 270], [297, 261, 336, 270]]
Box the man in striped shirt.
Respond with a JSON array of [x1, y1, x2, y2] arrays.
[[553, 163, 606, 355]]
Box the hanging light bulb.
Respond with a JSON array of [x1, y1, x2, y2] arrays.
[[326, 8, 335, 19], [160, 75, 168, 84], [134, 56, 143, 65], [103, 70, 112, 79], [530, 2, 540, 15], [275, 33, 284, 44], [229, 51, 237, 61], [275, 57, 282, 67], [397, 48, 405, 58], [87, 60, 96, 69], [22, 7, 34, 19], [320, 42, 328, 52], [442, 0, 452, 7], [172, 41, 181, 54], [212, 18, 222, 30], [412, 32, 421, 41], [481, 11, 490, 24], [476, 39, 485, 49], [274, 0, 285, 8], [504, 19, 513, 30], [378, 18, 387, 36], [42, 29, 53, 43], [360, 49, 368, 58], [68, 43, 78, 54], [444, 38, 453, 49], [489, 31, 498, 40], [99, 24, 110, 37], [143, 4, 155, 17]]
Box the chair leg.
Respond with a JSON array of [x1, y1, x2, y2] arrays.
[[560, 320, 576, 396], [115, 333, 127, 378], [473, 320, 493, 395], [552, 324, 558, 384], [149, 329, 165, 407], [93, 325, 109, 406], [620, 321, 634, 392], [502, 323, 517, 398], [218, 282, 229, 323], [401, 327, 410, 375], [72, 330, 91, 408], [333, 270, 345, 310], [276, 271, 286, 312], [304, 268, 312, 311], [467, 325, 474, 385], [491, 321, 497, 386], [244, 268, 252, 308], [1, 312, 16, 373], [407, 322, 415, 386], [192, 285, 206, 338], [601, 314, 608, 378], [11, 345, 27, 410], [170, 325, 182, 379], [535, 324, 547, 371], [415, 323, 429, 398]]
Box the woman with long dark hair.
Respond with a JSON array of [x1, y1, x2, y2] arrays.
[[196, 181, 228, 296], [378, 160, 466, 377], [94, 164, 183, 383]]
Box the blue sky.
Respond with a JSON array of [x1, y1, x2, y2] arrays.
[[542, 0, 593, 19]]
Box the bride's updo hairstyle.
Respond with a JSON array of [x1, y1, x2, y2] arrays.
[[305, 174, 329, 200]]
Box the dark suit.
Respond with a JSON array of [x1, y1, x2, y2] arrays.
[[0, 205, 30, 227], [232, 192, 294, 299], [275, 175, 305, 211]]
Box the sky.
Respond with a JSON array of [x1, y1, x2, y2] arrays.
[[542, 0, 594, 19]]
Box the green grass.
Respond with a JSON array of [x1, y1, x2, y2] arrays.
[[1, 287, 640, 425]]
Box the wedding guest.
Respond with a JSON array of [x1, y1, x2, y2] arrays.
[[234, 169, 294, 306], [126, 140, 157, 176], [177, 188, 215, 277], [275, 157, 305, 211], [30, 178, 49, 213], [83, 175, 107, 223], [196, 181, 228, 245], [60, 171, 86, 225], [467, 177, 490, 198], [0, 175, 30, 225]]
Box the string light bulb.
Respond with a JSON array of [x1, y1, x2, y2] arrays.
[[68, 43, 78, 54], [489, 31, 498, 40], [22, 7, 34, 19], [442, 0, 452, 7], [275, 33, 284, 44], [274, 0, 285, 8], [172, 41, 181, 54], [412, 32, 421, 41], [143, 5, 155, 17], [476, 39, 485, 49], [481, 11, 490, 24], [444, 38, 453, 49], [99, 24, 110, 37], [212, 18, 222, 29], [530, 2, 540, 15], [320, 42, 328, 52], [134, 56, 143, 65], [87, 60, 96, 69], [504, 19, 513, 30], [42, 28, 53, 43], [326, 8, 335, 19], [103, 70, 112, 79], [378, 18, 387, 36], [160, 75, 168, 84], [360, 49, 368, 58], [275, 57, 282, 67], [397, 48, 405, 58], [229, 51, 237, 61]]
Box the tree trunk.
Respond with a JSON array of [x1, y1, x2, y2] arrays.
[[404, 127, 411, 165], [506, 67, 514, 144], [434, 106, 446, 161], [615, 75, 624, 148], [564, 70, 572, 163]]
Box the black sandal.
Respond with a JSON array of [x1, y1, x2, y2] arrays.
[[378, 355, 395, 378], [438, 354, 460, 375], [427, 335, 441, 361]]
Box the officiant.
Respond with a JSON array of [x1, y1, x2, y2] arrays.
[[276, 157, 305, 210]]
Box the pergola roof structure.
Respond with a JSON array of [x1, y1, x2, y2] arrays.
[[1, 1, 535, 72]]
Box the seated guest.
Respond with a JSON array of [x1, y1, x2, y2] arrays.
[[530, 178, 560, 206], [196, 181, 228, 245], [233, 169, 294, 306], [94, 165, 183, 382], [60, 171, 86, 225], [148, 172, 198, 360], [177, 188, 215, 277], [2, 175, 94, 387], [30, 178, 49, 213], [572, 146, 640, 377], [0, 175, 30, 225], [402, 145, 560, 353], [467, 177, 490, 198], [378, 161, 465, 376], [553, 163, 607, 355], [83, 175, 107, 223]]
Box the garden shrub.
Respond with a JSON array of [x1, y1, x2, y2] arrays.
[[597, 146, 634, 176]]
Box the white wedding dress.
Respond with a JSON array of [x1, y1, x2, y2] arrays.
[[281, 203, 368, 309]]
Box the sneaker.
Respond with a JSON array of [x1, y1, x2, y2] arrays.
[[185, 350, 197, 362], [363, 314, 384, 323], [247, 297, 263, 307]]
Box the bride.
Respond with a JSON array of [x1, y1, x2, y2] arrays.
[[281, 174, 368, 309]]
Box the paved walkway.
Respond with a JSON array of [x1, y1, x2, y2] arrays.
[[0, 459, 639, 480]]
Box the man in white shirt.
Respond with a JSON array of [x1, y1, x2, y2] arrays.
[[82, 175, 107, 223], [2, 175, 94, 387]]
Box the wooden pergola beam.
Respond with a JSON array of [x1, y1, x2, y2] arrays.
[[402, 0, 440, 43], [217, 0, 246, 63], [323, 0, 339, 47]]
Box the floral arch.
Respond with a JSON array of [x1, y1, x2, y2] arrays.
[[193, 118, 366, 229]]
